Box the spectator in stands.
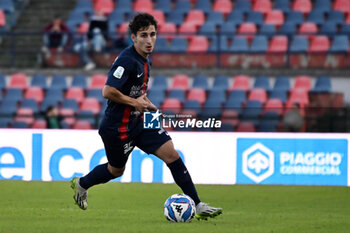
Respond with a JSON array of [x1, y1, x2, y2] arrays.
[[72, 24, 96, 70], [87, 10, 108, 52], [45, 106, 62, 129], [72, 10, 109, 70], [41, 15, 70, 59], [282, 103, 304, 132]]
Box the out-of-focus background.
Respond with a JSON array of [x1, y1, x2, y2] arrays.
[[0, 0, 349, 132]]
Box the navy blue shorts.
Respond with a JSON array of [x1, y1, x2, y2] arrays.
[[99, 128, 171, 168]]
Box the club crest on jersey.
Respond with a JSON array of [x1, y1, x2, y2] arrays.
[[113, 66, 125, 79]]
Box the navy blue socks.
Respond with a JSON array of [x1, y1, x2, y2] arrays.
[[79, 163, 115, 190], [167, 158, 201, 205]]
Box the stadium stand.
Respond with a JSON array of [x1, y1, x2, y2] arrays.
[[0, 0, 349, 132]]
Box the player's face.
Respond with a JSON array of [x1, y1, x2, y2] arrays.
[[132, 25, 157, 58]]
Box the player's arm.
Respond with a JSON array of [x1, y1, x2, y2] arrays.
[[102, 85, 150, 112]]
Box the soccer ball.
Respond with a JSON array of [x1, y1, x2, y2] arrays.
[[163, 194, 196, 222]]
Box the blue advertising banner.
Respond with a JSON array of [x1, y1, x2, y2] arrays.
[[237, 138, 348, 186]]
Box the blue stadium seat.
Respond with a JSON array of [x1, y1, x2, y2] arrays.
[[155, 0, 171, 14], [86, 89, 105, 104], [155, 37, 169, 52], [195, 0, 212, 14], [206, 12, 225, 26], [169, 37, 188, 52], [200, 99, 222, 119], [235, 0, 252, 13], [20, 98, 39, 114], [340, 24, 350, 36], [269, 89, 288, 103], [0, 74, 6, 91], [286, 11, 304, 25], [320, 22, 338, 36], [183, 100, 202, 115], [192, 74, 209, 90], [212, 75, 229, 91], [280, 22, 297, 36], [110, 8, 132, 18], [199, 22, 217, 35], [274, 0, 291, 13], [207, 89, 226, 105], [151, 75, 168, 91], [327, 11, 344, 25], [40, 98, 60, 112], [258, 112, 279, 132], [0, 0, 15, 13], [0, 99, 17, 116], [313, 76, 331, 93], [31, 74, 48, 90], [250, 35, 268, 52], [241, 100, 262, 125], [226, 11, 244, 25], [229, 36, 249, 52], [12, 121, 29, 128], [167, 11, 185, 26], [0, 117, 12, 128], [173, 0, 191, 14], [314, 0, 331, 13], [273, 76, 290, 91], [168, 89, 186, 104], [254, 76, 271, 91], [148, 89, 165, 108], [117, 0, 133, 12], [224, 99, 243, 114], [227, 90, 246, 103], [307, 10, 325, 25], [329, 35, 349, 53], [247, 11, 264, 27], [259, 24, 276, 38], [221, 22, 238, 35], [77, 110, 95, 126], [108, 12, 126, 28], [50, 74, 68, 90], [209, 35, 229, 52], [72, 74, 87, 88], [45, 88, 64, 103], [74, 0, 94, 13], [4, 88, 22, 102], [208, 36, 218, 52], [61, 99, 79, 113], [289, 36, 309, 53]]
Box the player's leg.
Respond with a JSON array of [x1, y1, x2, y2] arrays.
[[136, 129, 222, 219], [153, 139, 201, 205], [153, 140, 222, 220], [71, 133, 133, 210]]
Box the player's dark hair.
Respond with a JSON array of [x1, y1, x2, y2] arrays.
[[129, 13, 157, 35]]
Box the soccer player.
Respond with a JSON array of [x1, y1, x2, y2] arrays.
[[71, 13, 222, 220]]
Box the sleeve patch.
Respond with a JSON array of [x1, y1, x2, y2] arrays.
[[113, 66, 125, 79]]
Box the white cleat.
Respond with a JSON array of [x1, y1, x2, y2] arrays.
[[71, 177, 88, 210], [195, 202, 223, 220]]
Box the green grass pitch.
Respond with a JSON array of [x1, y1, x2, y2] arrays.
[[0, 180, 349, 233]]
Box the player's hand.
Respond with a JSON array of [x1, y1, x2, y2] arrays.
[[135, 93, 151, 113]]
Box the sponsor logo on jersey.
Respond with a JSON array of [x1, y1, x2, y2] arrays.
[[113, 66, 125, 79]]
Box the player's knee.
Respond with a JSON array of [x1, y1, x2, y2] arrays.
[[166, 149, 180, 164], [107, 164, 125, 178]]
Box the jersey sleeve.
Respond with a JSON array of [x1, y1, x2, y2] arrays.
[[106, 57, 134, 90]]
